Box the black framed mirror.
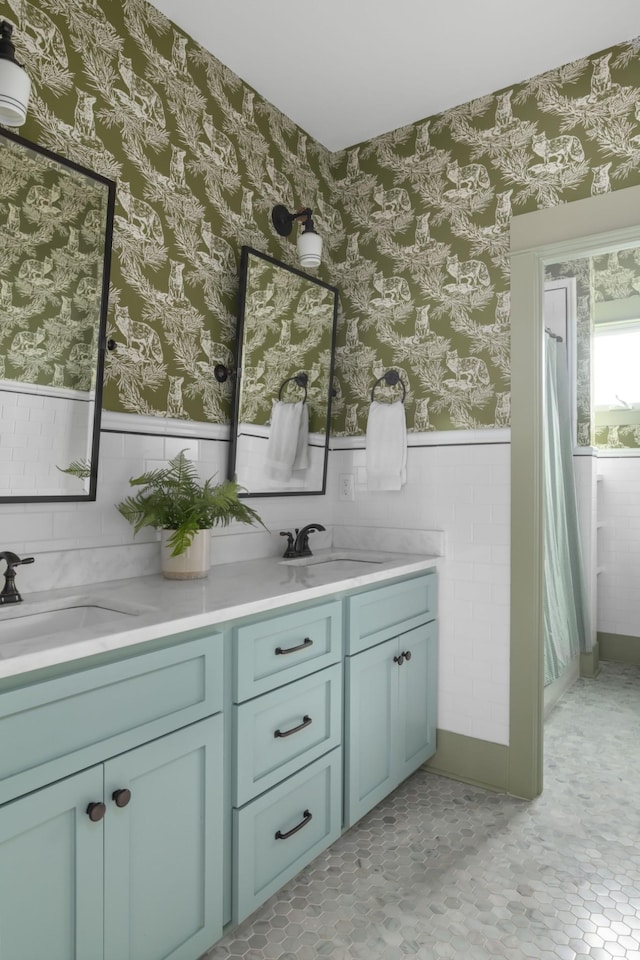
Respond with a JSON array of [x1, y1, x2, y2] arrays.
[[0, 128, 116, 503], [228, 246, 338, 496]]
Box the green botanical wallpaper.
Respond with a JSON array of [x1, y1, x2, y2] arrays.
[[239, 252, 335, 433], [0, 0, 336, 421], [329, 40, 640, 434], [595, 416, 640, 449], [2, 0, 640, 436], [593, 245, 640, 301], [0, 133, 108, 391], [544, 258, 594, 446]]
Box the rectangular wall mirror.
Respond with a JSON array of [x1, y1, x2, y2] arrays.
[[228, 246, 338, 496], [0, 128, 115, 503]]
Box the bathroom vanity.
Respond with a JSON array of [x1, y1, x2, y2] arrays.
[[0, 551, 438, 960]]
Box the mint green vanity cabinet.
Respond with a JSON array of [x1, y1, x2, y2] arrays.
[[0, 566, 437, 959], [344, 574, 438, 827], [231, 599, 344, 925], [0, 632, 224, 960]]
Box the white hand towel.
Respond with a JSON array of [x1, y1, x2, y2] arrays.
[[366, 400, 407, 491], [292, 401, 309, 472], [265, 400, 304, 481]]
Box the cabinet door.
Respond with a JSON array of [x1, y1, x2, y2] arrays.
[[344, 637, 397, 827], [396, 622, 438, 783], [103, 715, 223, 960], [0, 766, 104, 960]]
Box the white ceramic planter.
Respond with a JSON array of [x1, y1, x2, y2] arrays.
[[160, 529, 211, 580]]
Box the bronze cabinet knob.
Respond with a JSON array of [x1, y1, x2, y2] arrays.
[[86, 801, 106, 822], [112, 788, 132, 808]]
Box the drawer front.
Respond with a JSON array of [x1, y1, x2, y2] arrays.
[[233, 663, 342, 806], [233, 600, 342, 702], [346, 572, 436, 655], [0, 633, 223, 806], [233, 748, 342, 924]]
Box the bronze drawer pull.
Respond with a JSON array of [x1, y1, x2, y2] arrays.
[[403, 650, 412, 661], [274, 715, 312, 739], [275, 809, 312, 840], [275, 637, 313, 656]]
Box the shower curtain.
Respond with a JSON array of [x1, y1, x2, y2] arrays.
[[543, 333, 590, 686]]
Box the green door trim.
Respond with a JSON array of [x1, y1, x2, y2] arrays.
[[508, 184, 640, 800]]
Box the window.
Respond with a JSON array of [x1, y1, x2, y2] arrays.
[[593, 320, 640, 408]]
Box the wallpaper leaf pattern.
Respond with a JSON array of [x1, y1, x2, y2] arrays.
[[0, 0, 335, 423], [330, 45, 640, 435], [2, 0, 640, 436]]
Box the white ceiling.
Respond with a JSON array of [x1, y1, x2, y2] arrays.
[[148, 0, 640, 151]]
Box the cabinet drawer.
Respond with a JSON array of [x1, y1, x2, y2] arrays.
[[346, 572, 436, 655], [233, 663, 342, 806], [233, 748, 342, 924], [0, 633, 222, 806], [233, 600, 342, 702]]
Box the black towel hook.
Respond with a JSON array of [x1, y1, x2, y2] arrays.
[[371, 369, 407, 403], [278, 372, 308, 402]]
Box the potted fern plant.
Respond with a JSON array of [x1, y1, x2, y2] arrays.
[[116, 449, 265, 579]]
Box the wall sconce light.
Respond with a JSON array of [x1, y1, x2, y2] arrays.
[[272, 204, 322, 269], [0, 20, 30, 127]]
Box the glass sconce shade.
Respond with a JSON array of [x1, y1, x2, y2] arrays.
[[297, 229, 322, 269], [0, 22, 30, 127]]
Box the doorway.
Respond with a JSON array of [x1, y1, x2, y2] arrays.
[[507, 184, 640, 800]]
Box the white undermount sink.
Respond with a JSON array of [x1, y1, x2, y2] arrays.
[[0, 597, 143, 646], [280, 551, 386, 568]]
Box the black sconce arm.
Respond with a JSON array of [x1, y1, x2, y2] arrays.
[[272, 204, 313, 237]]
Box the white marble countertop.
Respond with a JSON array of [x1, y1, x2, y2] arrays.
[[0, 549, 439, 681]]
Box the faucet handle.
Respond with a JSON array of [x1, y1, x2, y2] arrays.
[[0, 553, 34, 604], [279, 531, 296, 559], [0, 551, 34, 571]]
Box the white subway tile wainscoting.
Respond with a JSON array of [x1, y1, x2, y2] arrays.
[[1, 421, 512, 750]]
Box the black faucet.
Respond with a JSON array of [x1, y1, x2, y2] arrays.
[[0, 551, 35, 604], [294, 523, 326, 558], [280, 524, 326, 559]]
